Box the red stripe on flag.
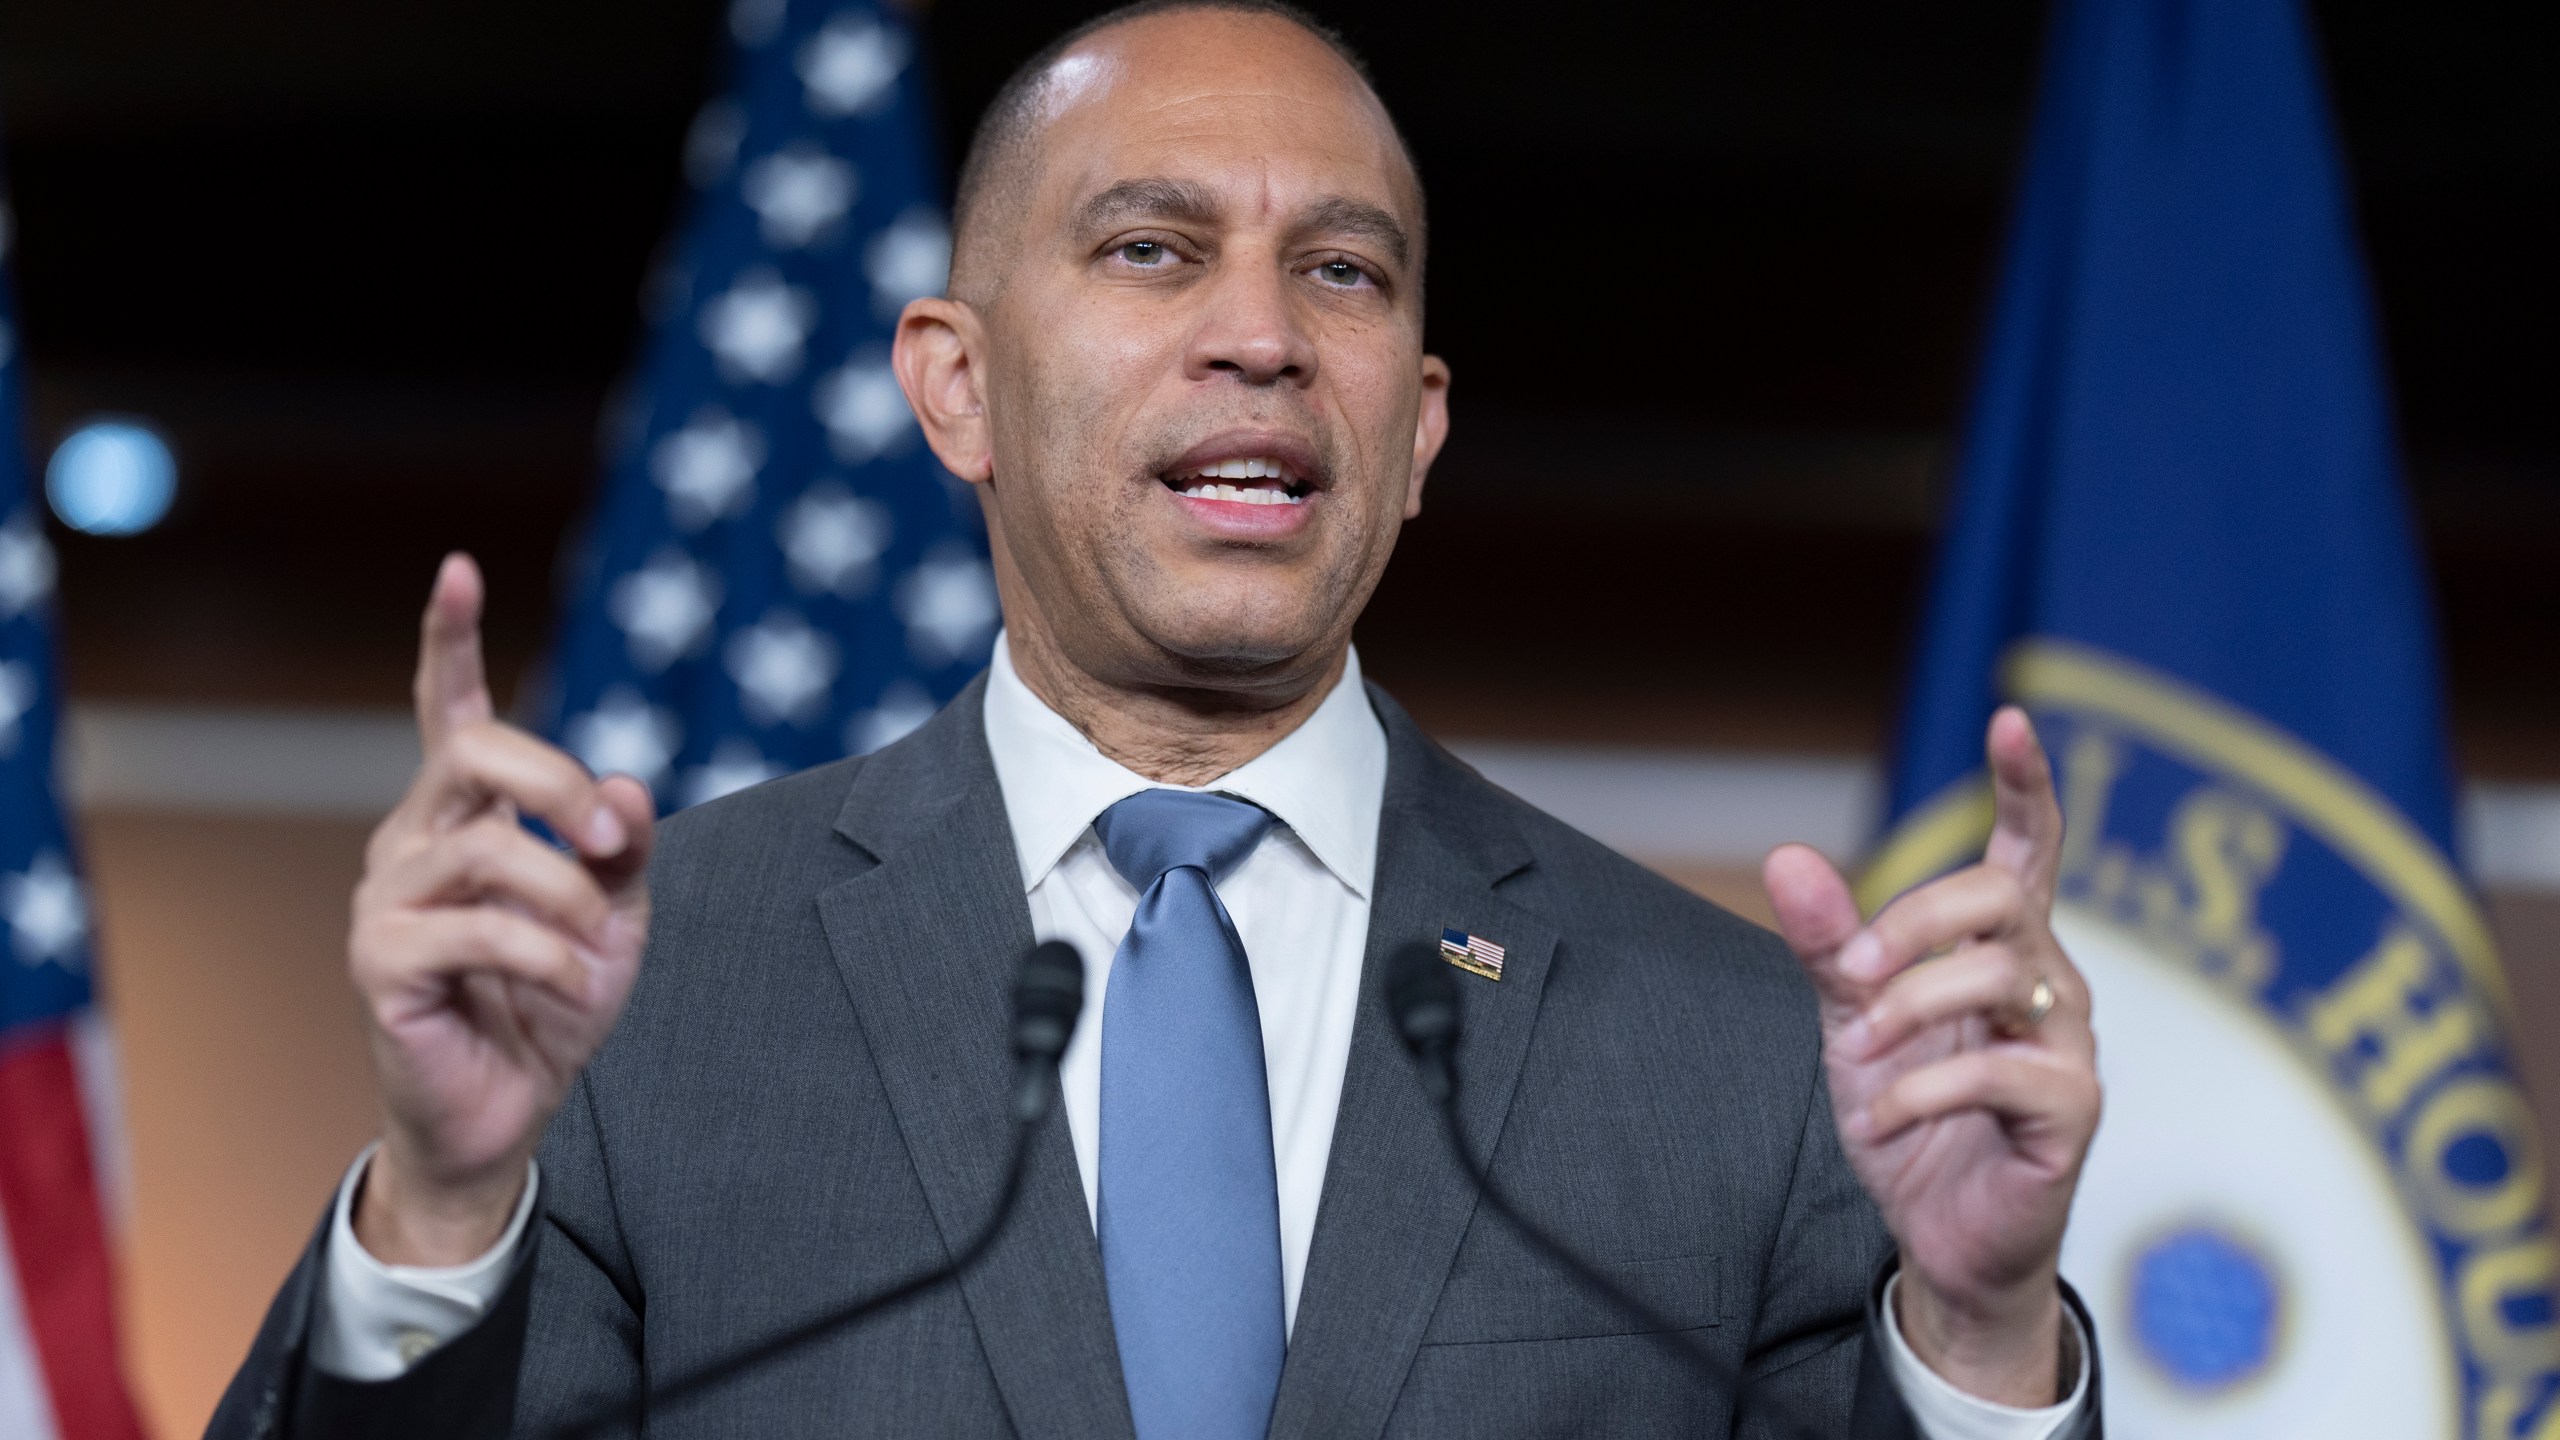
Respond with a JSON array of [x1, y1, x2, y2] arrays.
[[0, 1031, 148, 1440]]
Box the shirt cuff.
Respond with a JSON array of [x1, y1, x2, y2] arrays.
[[1878, 1273, 2093, 1440], [307, 1142, 539, 1381]]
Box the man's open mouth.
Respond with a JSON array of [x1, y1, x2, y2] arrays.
[[1163, 456, 1311, 507]]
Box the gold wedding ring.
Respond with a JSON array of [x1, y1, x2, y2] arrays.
[[2020, 975, 2056, 1029], [1996, 975, 2056, 1038]]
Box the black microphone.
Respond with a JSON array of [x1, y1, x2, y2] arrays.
[[547, 940, 1084, 1439], [1012, 938, 1085, 1119], [1385, 940, 1829, 1440], [1386, 936, 1461, 1102]]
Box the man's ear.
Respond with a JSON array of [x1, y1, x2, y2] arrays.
[[893, 297, 995, 484], [1404, 354, 1452, 520]]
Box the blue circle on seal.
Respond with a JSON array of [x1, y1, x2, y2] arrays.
[[2130, 1227, 2279, 1390]]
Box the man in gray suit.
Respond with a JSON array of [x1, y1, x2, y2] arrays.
[[212, 3, 2106, 1436]]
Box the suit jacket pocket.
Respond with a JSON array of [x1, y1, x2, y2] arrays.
[[1421, 1251, 1720, 1345]]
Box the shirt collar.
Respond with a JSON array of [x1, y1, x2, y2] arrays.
[[980, 632, 1386, 900]]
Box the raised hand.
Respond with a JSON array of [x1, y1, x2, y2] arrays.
[[349, 555, 656, 1266], [1763, 707, 2099, 1405]]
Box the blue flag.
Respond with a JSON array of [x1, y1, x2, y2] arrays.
[[543, 0, 996, 809], [1868, 1, 2560, 1434]]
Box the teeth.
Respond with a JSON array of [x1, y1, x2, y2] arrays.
[[1172, 457, 1303, 505], [1177, 481, 1304, 506], [1198, 456, 1286, 482]]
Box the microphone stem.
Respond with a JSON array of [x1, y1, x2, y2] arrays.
[[1428, 1088, 1829, 1440], [546, 1076, 1048, 1440]]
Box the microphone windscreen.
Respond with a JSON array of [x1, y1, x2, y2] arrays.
[[1014, 940, 1085, 1061], [1385, 939, 1460, 1054]]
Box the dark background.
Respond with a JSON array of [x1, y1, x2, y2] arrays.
[[3, 0, 2553, 766]]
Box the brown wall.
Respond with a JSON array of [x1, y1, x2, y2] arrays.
[[81, 812, 2560, 1438], [85, 812, 379, 1437]]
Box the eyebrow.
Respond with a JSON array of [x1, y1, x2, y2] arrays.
[[1072, 177, 1223, 236], [1298, 196, 1411, 268], [1070, 177, 1413, 269]]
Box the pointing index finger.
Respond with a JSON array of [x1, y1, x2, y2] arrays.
[[1983, 706, 2064, 907], [416, 553, 495, 756]]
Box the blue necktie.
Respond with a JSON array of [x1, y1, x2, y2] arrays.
[[1092, 789, 1285, 1440]]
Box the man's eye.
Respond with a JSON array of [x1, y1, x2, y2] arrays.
[[1314, 260, 1372, 288], [1118, 241, 1170, 266]]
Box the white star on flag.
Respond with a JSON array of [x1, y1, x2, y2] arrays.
[[681, 737, 785, 808], [652, 407, 766, 529], [608, 549, 723, 671], [865, 207, 950, 318], [779, 483, 893, 597], [814, 355, 915, 462], [564, 687, 683, 790], [727, 609, 841, 726], [846, 680, 938, 756], [700, 267, 820, 384], [0, 659, 34, 757], [4, 851, 87, 970], [0, 506, 57, 618], [895, 546, 1001, 665], [742, 143, 860, 249], [799, 14, 908, 117]]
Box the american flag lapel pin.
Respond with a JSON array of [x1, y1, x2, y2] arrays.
[[1440, 928, 1506, 982]]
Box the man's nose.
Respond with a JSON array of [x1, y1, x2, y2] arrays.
[[1182, 258, 1318, 387]]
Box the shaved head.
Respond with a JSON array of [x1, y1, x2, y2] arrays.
[[949, 0, 1422, 305], [889, 0, 1451, 781]]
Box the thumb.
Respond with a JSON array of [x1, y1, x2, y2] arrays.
[[1983, 705, 2065, 907], [1763, 843, 1866, 1004], [587, 773, 658, 901]]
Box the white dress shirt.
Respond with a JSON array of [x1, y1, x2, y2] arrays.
[[314, 634, 2088, 1438], [981, 634, 1381, 1334]]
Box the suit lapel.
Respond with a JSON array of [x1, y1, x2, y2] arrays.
[[815, 678, 1135, 1440], [1267, 689, 1560, 1440]]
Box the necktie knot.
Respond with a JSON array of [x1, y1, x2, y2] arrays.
[[1093, 789, 1273, 891]]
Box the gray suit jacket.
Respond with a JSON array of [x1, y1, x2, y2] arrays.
[[209, 677, 2099, 1439]]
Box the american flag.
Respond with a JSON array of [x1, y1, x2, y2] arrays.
[[0, 155, 151, 1439], [1439, 929, 1506, 982], [540, 0, 996, 808]]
